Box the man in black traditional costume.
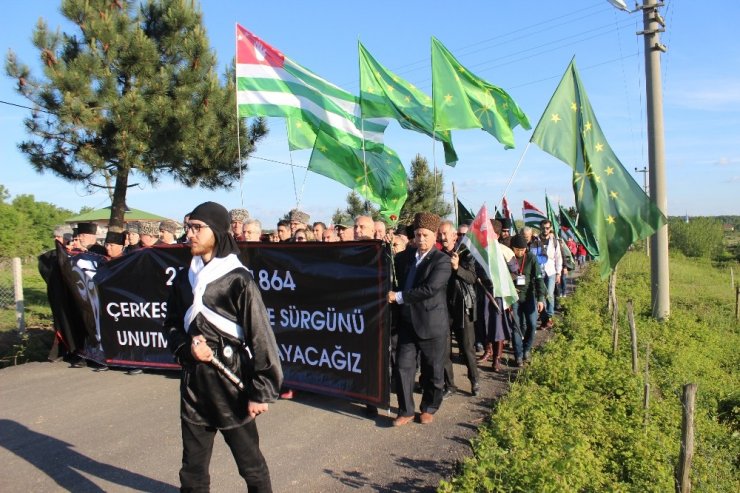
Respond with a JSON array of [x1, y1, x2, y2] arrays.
[[165, 201, 283, 493]]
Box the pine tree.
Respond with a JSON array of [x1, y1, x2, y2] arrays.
[[398, 154, 451, 225], [5, 0, 267, 229], [333, 191, 380, 224]]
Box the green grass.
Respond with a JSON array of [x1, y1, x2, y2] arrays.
[[0, 261, 53, 331], [0, 260, 55, 366], [441, 251, 739, 492]]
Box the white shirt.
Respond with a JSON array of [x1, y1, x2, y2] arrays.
[[541, 234, 562, 277]]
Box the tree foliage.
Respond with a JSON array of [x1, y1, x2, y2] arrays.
[[0, 186, 73, 258], [398, 154, 451, 225], [332, 191, 380, 225], [668, 217, 725, 259], [6, 0, 267, 229]]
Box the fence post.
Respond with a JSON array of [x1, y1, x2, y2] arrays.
[[644, 343, 651, 431], [13, 257, 25, 334], [675, 383, 697, 493], [735, 286, 739, 321], [607, 269, 617, 313], [628, 300, 638, 373], [611, 295, 619, 354]]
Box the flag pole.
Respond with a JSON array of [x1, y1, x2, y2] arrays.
[[499, 142, 531, 207], [284, 121, 300, 207], [234, 23, 245, 207], [430, 38, 440, 200], [452, 182, 458, 226], [357, 39, 370, 206]]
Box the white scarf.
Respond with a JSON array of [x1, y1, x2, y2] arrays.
[[184, 253, 246, 340]]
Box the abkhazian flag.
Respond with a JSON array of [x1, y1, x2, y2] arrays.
[[522, 200, 547, 228], [431, 37, 530, 149], [359, 42, 458, 166], [510, 213, 519, 235], [545, 195, 561, 238], [462, 205, 518, 308], [530, 58, 665, 278], [308, 127, 408, 222], [235, 24, 387, 149], [560, 226, 576, 242], [501, 196, 511, 219]]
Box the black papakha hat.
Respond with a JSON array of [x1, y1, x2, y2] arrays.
[[77, 222, 97, 235], [510, 234, 528, 249], [104, 231, 126, 245]]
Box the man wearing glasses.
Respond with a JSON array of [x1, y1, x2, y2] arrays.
[[165, 201, 283, 492], [538, 220, 562, 329]]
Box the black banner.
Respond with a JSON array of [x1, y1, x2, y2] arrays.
[[55, 242, 391, 407]]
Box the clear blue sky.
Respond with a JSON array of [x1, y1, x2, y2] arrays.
[[1, 0, 738, 227]]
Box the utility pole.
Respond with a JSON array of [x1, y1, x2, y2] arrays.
[[635, 166, 650, 256], [638, 0, 670, 320]]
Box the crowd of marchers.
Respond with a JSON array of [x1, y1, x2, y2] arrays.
[[54, 206, 587, 426]]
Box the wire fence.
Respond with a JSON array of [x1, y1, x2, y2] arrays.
[[0, 258, 16, 308]]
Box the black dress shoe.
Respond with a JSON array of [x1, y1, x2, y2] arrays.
[[471, 382, 480, 397]]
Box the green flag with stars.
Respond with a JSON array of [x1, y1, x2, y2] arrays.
[[359, 42, 458, 166], [431, 37, 530, 149], [545, 195, 562, 238], [308, 127, 408, 223], [531, 59, 665, 278]]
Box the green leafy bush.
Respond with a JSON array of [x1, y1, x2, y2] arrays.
[[441, 252, 739, 492], [669, 217, 725, 259]]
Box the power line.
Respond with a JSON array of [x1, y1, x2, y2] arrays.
[[0, 99, 52, 113]]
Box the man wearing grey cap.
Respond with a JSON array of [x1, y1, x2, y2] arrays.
[[288, 209, 310, 235], [124, 222, 141, 252], [138, 222, 160, 247], [159, 220, 180, 245], [229, 208, 250, 241]]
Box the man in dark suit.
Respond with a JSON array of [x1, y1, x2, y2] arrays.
[[388, 212, 451, 426]]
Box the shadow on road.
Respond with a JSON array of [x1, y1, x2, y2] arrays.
[[323, 454, 444, 492], [0, 419, 177, 492]]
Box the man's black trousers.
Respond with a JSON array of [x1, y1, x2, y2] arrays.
[[180, 418, 271, 493]]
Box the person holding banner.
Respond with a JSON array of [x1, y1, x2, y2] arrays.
[[165, 201, 283, 493], [388, 212, 451, 426]]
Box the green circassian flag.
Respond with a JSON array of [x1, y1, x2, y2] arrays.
[[431, 37, 530, 149], [456, 198, 475, 225], [308, 126, 408, 222], [545, 195, 562, 238], [530, 59, 665, 278], [559, 205, 600, 258], [359, 42, 458, 166]]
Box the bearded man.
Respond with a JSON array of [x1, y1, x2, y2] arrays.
[[165, 201, 282, 492]]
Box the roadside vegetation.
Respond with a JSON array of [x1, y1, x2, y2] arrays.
[[441, 249, 739, 492]]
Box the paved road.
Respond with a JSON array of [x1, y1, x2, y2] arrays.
[[0, 346, 542, 492]]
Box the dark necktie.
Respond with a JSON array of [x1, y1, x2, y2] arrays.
[[403, 258, 418, 291]]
